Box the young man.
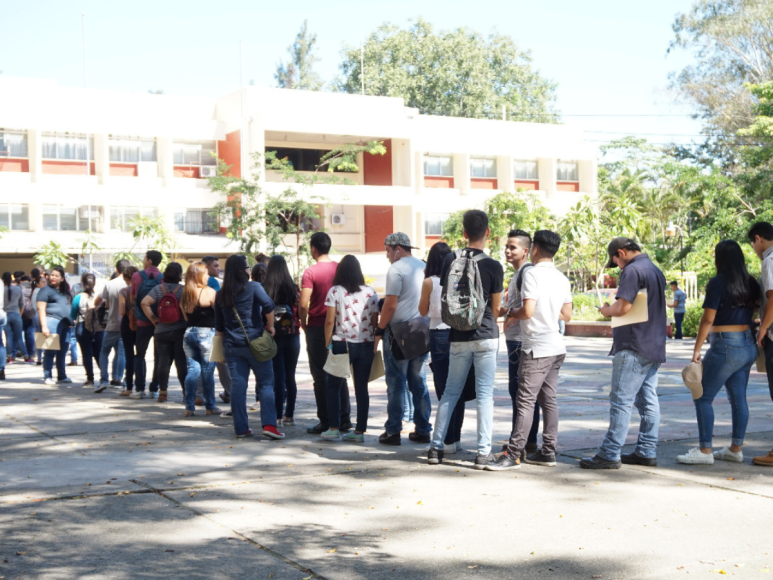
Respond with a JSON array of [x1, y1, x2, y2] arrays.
[[94, 259, 131, 393], [487, 230, 571, 471], [375, 232, 432, 446], [748, 221, 773, 467], [203, 256, 221, 291], [669, 281, 686, 339], [580, 237, 666, 470], [427, 212, 503, 465], [499, 229, 540, 452], [300, 232, 351, 433], [129, 250, 163, 399], [199, 256, 232, 406]]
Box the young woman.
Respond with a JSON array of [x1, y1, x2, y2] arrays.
[[262, 255, 301, 426], [30, 269, 46, 364], [19, 275, 36, 362], [215, 254, 281, 440], [70, 273, 104, 388], [251, 263, 267, 284], [2, 271, 27, 363], [141, 262, 187, 403], [118, 265, 138, 397], [36, 266, 73, 385], [677, 240, 761, 465], [321, 255, 379, 442], [418, 242, 466, 453], [180, 261, 222, 417]]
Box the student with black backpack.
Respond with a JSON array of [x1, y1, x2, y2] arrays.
[[129, 251, 163, 399]]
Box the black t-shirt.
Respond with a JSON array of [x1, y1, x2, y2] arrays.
[[440, 248, 504, 342], [702, 274, 759, 327]]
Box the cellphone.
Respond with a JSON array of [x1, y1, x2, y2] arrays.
[[595, 305, 603, 310]]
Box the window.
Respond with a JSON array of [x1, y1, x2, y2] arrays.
[[109, 137, 156, 163], [174, 208, 219, 235], [265, 147, 353, 172], [41, 134, 94, 160], [514, 160, 538, 180], [110, 206, 157, 230], [557, 161, 578, 181], [172, 141, 217, 166], [470, 158, 496, 178], [424, 155, 453, 177], [425, 213, 450, 236], [0, 204, 29, 230], [43, 205, 101, 231], [0, 131, 28, 157]]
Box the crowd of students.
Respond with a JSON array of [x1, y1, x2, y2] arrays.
[[2, 213, 773, 469]]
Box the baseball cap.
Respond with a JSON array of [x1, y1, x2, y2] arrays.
[[606, 237, 637, 268], [384, 232, 418, 249], [681, 362, 703, 400]]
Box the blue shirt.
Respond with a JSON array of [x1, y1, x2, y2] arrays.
[[609, 254, 667, 364], [672, 289, 686, 313], [208, 277, 221, 291], [36, 285, 73, 322], [702, 275, 759, 327], [214, 281, 275, 349]]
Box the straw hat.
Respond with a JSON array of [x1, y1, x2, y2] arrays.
[[681, 362, 703, 399]]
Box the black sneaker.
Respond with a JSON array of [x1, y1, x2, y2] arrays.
[[524, 449, 557, 467], [0, 370, 5, 380], [485, 452, 521, 471], [340, 421, 354, 431], [474, 453, 496, 470], [307, 423, 329, 434], [525, 441, 539, 453], [378, 431, 401, 446], [621, 452, 657, 467], [579, 455, 622, 470], [427, 447, 444, 465], [219, 391, 230, 404], [110, 379, 124, 387], [408, 431, 430, 444]]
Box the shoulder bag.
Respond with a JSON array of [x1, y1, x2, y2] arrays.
[[232, 306, 277, 362]]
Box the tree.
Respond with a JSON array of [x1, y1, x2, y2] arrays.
[[111, 216, 176, 270], [275, 20, 323, 91], [336, 19, 558, 122], [34, 240, 71, 270]]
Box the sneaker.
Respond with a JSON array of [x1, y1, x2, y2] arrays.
[[219, 391, 230, 404], [150, 391, 159, 400], [235, 429, 253, 439], [579, 455, 622, 470], [485, 452, 521, 471], [68, 361, 78, 367], [343, 432, 364, 442], [282, 416, 296, 426], [44, 378, 56, 385], [24, 357, 35, 364], [427, 447, 444, 465], [621, 452, 658, 467], [524, 449, 557, 467], [713, 446, 743, 463], [307, 423, 328, 435], [195, 397, 205, 406], [184, 410, 196, 417], [93, 382, 108, 394], [409, 431, 430, 444], [130, 391, 146, 399], [340, 421, 354, 431], [57, 377, 73, 384], [444, 442, 459, 455], [205, 407, 224, 416], [474, 453, 496, 470], [0, 370, 5, 380], [262, 425, 285, 440], [525, 441, 539, 454], [119, 389, 132, 397], [321, 429, 342, 441], [676, 447, 714, 465], [379, 431, 401, 446], [36, 360, 43, 365], [752, 450, 773, 467], [82, 380, 94, 387], [110, 379, 124, 387], [220, 410, 233, 418]]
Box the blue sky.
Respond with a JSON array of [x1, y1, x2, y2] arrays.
[[2, 0, 704, 155]]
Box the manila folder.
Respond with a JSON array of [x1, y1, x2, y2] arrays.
[[611, 290, 648, 328], [35, 332, 61, 350]]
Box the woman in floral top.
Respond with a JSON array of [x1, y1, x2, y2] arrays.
[[322, 255, 379, 441]]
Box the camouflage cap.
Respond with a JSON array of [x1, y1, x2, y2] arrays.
[[384, 232, 418, 249]]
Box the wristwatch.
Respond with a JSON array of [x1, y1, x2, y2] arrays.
[[375, 326, 386, 337]]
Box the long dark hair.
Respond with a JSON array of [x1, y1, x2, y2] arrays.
[[714, 239, 760, 308], [263, 255, 297, 305], [2, 272, 10, 301], [251, 263, 266, 284], [331, 255, 365, 294], [424, 242, 451, 278], [80, 273, 96, 297], [50, 266, 71, 299], [220, 255, 250, 308], [162, 262, 183, 285]]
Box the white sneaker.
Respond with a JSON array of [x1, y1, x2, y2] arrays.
[[149, 391, 158, 400], [676, 447, 714, 465], [130, 391, 146, 399], [713, 446, 744, 463], [43, 378, 56, 385], [444, 442, 459, 454], [57, 377, 73, 384]]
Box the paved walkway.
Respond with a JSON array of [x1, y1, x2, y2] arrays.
[[2, 337, 773, 579]]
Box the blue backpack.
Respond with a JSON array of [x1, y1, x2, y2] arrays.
[[134, 271, 162, 323]]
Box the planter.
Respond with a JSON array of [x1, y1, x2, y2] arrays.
[[565, 320, 674, 339]]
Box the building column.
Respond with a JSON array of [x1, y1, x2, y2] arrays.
[[392, 138, 413, 188], [28, 203, 41, 233], [538, 157, 556, 199], [497, 155, 513, 192], [158, 137, 173, 187], [454, 153, 470, 195], [28, 129, 42, 183], [578, 159, 597, 197], [95, 133, 109, 185], [414, 151, 424, 194]]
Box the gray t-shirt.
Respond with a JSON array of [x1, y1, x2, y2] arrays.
[[384, 256, 425, 324], [147, 283, 186, 334], [504, 262, 531, 342], [3, 285, 24, 314], [101, 276, 128, 333]]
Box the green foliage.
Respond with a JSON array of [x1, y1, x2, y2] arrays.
[[571, 294, 608, 322], [35, 240, 71, 269], [275, 20, 323, 91], [336, 18, 558, 122], [111, 216, 175, 270], [681, 300, 705, 338]]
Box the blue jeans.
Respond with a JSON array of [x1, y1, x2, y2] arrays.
[[23, 317, 35, 359], [695, 331, 757, 448], [98, 331, 125, 384], [67, 326, 78, 363], [383, 328, 431, 436], [506, 340, 539, 444], [429, 329, 466, 444], [598, 350, 661, 461], [431, 338, 498, 455], [0, 317, 6, 371], [327, 342, 375, 432], [33, 315, 43, 362], [225, 345, 276, 435], [674, 312, 685, 340], [273, 334, 300, 419], [403, 389, 414, 422], [4, 311, 27, 358], [75, 322, 103, 382], [43, 317, 71, 380], [183, 327, 217, 411]]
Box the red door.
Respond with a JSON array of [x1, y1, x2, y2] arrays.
[[364, 206, 394, 253]]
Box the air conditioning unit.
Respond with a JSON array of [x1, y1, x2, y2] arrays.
[[200, 166, 217, 178], [331, 213, 346, 226]]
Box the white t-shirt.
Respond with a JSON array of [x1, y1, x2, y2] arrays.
[[761, 246, 773, 340], [324, 285, 379, 343], [520, 262, 572, 358], [428, 276, 449, 330]]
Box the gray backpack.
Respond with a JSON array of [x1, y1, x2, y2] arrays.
[[441, 249, 487, 331]]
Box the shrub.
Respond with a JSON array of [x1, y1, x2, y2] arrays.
[[681, 300, 703, 337], [571, 293, 607, 322]]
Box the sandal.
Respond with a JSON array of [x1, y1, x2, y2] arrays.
[[184, 410, 196, 417], [206, 407, 224, 416], [158, 392, 168, 403]]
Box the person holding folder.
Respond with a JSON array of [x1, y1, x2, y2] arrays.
[[580, 237, 667, 470], [36, 266, 74, 386]]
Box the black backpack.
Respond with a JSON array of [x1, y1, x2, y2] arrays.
[[273, 304, 296, 337], [515, 263, 534, 294]]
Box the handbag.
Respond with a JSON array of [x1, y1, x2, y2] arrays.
[[389, 316, 430, 361], [232, 307, 276, 362], [324, 341, 351, 378], [351, 347, 385, 383]]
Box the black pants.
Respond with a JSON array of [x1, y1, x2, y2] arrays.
[[765, 336, 773, 403], [120, 316, 136, 389], [674, 312, 685, 340], [305, 325, 350, 427], [155, 328, 187, 393], [134, 325, 159, 392]]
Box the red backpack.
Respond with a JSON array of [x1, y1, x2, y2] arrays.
[[157, 284, 182, 324]]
